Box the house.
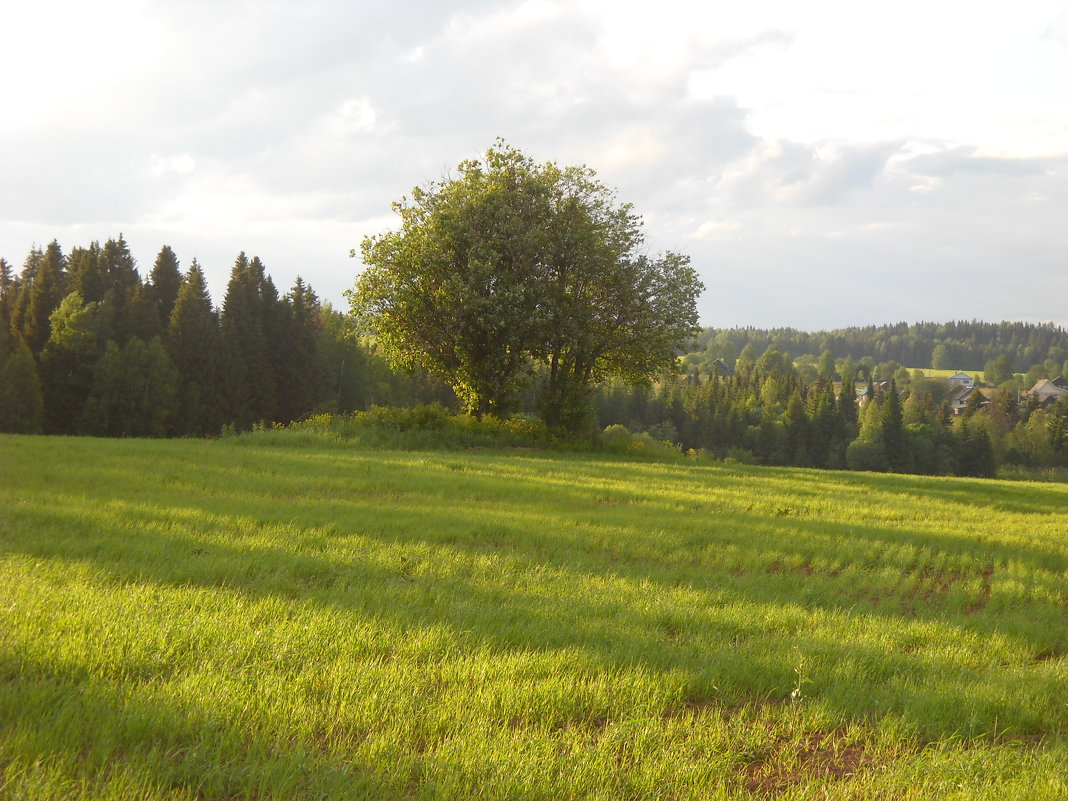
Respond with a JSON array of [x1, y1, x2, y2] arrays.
[[857, 381, 890, 407], [948, 372, 975, 389], [1052, 376, 1068, 391], [1027, 378, 1068, 407], [709, 358, 735, 377], [948, 385, 973, 415]]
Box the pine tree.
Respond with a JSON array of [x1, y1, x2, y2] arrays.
[[127, 281, 164, 342], [0, 342, 44, 433], [881, 379, 908, 471], [68, 243, 108, 304], [806, 378, 838, 466], [836, 379, 859, 442], [0, 257, 14, 359], [149, 245, 182, 327], [8, 247, 41, 347], [168, 261, 223, 436], [275, 277, 324, 422], [783, 388, 811, 466], [97, 235, 141, 345], [962, 388, 986, 418], [219, 253, 277, 429], [18, 241, 67, 354]]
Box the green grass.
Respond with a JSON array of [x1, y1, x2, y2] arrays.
[[1, 434, 1066, 799]]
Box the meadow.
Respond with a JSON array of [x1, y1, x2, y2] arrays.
[[1, 433, 1066, 799]]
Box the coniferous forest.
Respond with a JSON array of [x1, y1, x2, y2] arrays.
[[2, 237, 1067, 478], [0, 238, 452, 439]]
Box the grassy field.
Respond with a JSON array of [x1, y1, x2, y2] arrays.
[[1, 434, 1067, 799], [903, 368, 987, 382]]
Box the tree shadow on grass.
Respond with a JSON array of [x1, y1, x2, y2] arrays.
[[0, 651, 416, 800], [4, 486, 1067, 745]]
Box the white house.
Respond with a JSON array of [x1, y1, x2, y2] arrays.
[[948, 372, 975, 389]]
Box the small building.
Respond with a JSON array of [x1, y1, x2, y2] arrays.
[[857, 381, 890, 407], [948, 372, 975, 389], [948, 385, 973, 415], [709, 358, 735, 378], [1028, 378, 1068, 407]]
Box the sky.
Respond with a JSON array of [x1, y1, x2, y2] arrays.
[[2, 0, 1067, 330]]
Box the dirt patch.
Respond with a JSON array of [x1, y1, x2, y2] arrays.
[[742, 729, 883, 796], [965, 564, 994, 614]]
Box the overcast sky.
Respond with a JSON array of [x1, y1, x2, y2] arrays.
[[3, 0, 1067, 330]]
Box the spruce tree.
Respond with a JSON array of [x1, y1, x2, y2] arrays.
[[0, 257, 14, 359], [127, 281, 164, 342], [68, 243, 108, 304], [963, 388, 986, 418], [8, 247, 41, 348], [220, 253, 277, 429], [783, 388, 811, 466], [0, 342, 44, 433], [168, 261, 222, 436], [837, 378, 859, 442], [97, 235, 141, 345], [275, 277, 324, 422], [18, 241, 67, 354], [149, 245, 182, 327], [881, 379, 907, 472]]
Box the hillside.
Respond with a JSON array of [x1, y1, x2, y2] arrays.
[[693, 320, 1068, 374], [1, 435, 1066, 799]]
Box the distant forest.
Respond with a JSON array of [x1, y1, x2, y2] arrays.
[[688, 322, 1068, 378]]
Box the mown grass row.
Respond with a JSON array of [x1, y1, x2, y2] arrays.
[[1, 434, 1066, 799]]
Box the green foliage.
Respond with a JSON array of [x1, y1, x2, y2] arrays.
[[955, 418, 997, 478], [984, 353, 1014, 386], [271, 404, 554, 451], [220, 253, 278, 429], [39, 292, 106, 434], [81, 337, 178, 437], [274, 277, 325, 422], [0, 342, 44, 433], [692, 320, 1068, 375], [17, 240, 66, 354], [351, 141, 702, 428], [168, 261, 224, 437], [148, 245, 182, 327]]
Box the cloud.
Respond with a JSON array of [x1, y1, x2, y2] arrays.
[[2, 0, 1067, 331], [150, 154, 197, 176], [322, 98, 380, 138], [901, 147, 1045, 178]]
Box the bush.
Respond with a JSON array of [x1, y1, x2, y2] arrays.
[[600, 424, 633, 452], [250, 404, 554, 451]]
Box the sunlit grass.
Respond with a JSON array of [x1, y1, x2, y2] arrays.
[[1, 434, 1066, 799]]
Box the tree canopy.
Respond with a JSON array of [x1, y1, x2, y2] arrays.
[[348, 141, 703, 430]]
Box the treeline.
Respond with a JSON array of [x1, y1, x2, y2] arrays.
[[0, 238, 453, 436], [692, 321, 1068, 377], [594, 355, 1068, 477]]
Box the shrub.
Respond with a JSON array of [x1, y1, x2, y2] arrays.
[[601, 424, 633, 452]]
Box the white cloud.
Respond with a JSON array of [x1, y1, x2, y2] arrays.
[[323, 98, 380, 138], [1, 0, 1067, 329], [150, 154, 197, 177]]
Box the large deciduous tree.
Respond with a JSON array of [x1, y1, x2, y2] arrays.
[[349, 141, 702, 430]]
